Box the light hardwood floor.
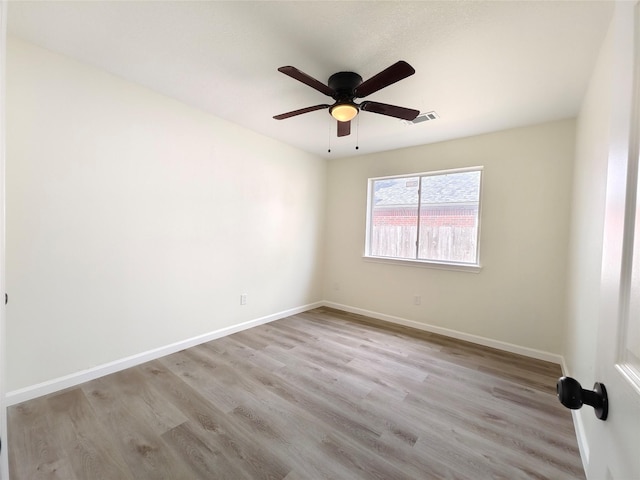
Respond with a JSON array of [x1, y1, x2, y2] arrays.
[[8, 307, 585, 479]]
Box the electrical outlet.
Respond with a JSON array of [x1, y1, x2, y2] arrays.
[[414, 295, 421, 305], [240, 293, 248, 305]]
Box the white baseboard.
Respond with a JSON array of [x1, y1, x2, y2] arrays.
[[559, 356, 590, 475], [5, 300, 565, 405], [5, 301, 323, 406], [324, 304, 591, 477], [5, 299, 591, 477], [571, 409, 590, 475], [322, 301, 563, 364]]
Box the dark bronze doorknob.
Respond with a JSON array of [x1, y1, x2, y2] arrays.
[[557, 376, 608, 421]]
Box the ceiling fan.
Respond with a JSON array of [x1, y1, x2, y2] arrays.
[[273, 61, 420, 137]]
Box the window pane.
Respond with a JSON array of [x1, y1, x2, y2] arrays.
[[370, 177, 419, 259], [418, 171, 481, 263]]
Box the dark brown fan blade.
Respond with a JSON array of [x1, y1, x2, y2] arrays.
[[354, 61, 415, 98], [337, 120, 351, 137], [273, 104, 330, 120], [278, 66, 335, 97], [360, 101, 419, 121]]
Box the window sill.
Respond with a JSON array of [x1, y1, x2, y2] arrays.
[[362, 255, 482, 273]]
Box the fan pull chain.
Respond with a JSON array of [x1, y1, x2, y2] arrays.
[[355, 115, 360, 150], [328, 119, 332, 153]]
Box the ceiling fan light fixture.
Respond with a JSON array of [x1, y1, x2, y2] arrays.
[[274, 62, 419, 138], [330, 103, 358, 122]]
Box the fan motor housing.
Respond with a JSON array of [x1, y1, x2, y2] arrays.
[[328, 72, 363, 97]]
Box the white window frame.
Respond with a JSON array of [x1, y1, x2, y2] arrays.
[[364, 166, 483, 273]]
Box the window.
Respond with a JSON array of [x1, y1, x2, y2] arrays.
[[365, 167, 482, 268]]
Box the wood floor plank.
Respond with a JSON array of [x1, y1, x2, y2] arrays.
[[81, 376, 192, 479], [141, 359, 293, 480], [160, 421, 250, 480], [8, 307, 585, 479], [45, 388, 135, 480], [7, 397, 79, 480]]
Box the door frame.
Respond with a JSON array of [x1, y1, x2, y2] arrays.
[[0, 0, 8, 478]]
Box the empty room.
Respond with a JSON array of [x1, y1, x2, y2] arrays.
[[1, 1, 640, 479]]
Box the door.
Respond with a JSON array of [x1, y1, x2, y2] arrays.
[[587, 2, 640, 479]]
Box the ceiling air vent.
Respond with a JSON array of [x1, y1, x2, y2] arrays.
[[401, 111, 439, 126]]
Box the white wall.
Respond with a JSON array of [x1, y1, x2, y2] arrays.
[[3, 32, 595, 398], [6, 38, 326, 392], [323, 120, 575, 355]]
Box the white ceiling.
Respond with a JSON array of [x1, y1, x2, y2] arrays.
[[7, 1, 614, 159]]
